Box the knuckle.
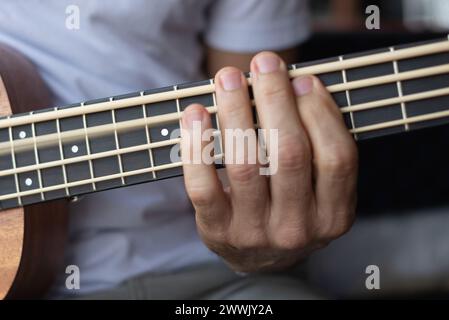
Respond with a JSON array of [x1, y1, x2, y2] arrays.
[[227, 164, 258, 183], [227, 230, 267, 250], [320, 216, 354, 240], [259, 83, 290, 103], [220, 100, 248, 120], [318, 145, 358, 175], [202, 229, 228, 246], [277, 136, 311, 172], [187, 185, 216, 208], [327, 224, 350, 240], [271, 227, 310, 251]]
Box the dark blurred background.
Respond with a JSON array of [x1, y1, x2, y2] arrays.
[[301, 0, 449, 216]]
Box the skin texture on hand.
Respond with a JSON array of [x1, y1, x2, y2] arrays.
[[181, 52, 358, 273]]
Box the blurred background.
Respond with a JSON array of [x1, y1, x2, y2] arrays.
[[302, 0, 449, 214], [299, 0, 449, 299], [311, 0, 449, 31]]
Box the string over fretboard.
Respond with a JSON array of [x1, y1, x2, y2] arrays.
[[1, 37, 449, 210]]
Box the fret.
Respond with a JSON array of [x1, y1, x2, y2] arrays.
[[397, 51, 449, 72], [54, 108, 70, 197], [174, 85, 183, 130], [173, 85, 183, 166], [0, 174, 18, 209], [296, 57, 348, 127], [13, 121, 35, 168], [150, 84, 183, 179], [59, 105, 95, 195], [17, 170, 41, 205], [81, 103, 96, 191], [30, 111, 45, 201], [340, 50, 408, 140], [248, 75, 254, 101], [12, 123, 32, 140], [178, 80, 221, 165], [401, 72, 449, 96], [141, 91, 157, 180], [296, 57, 344, 86], [345, 48, 395, 81], [146, 86, 182, 179], [399, 41, 449, 131], [210, 79, 223, 165], [178, 80, 215, 106], [390, 47, 409, 131], [85, 101, 122, 190], [178, 80, 217, 128], [8, 123, 21, 206], [110, 97, 125, 185], [296, 57, 351, 129], [0, 128, 12, 172], [398, 39, 449, 96], [10, 113, 44, 205], [114, 92, 155, 184], [289, 57, 353, 117], [0, 123, 20, 208], [405, 93, 449, 131], [339, 56, 358, 140]]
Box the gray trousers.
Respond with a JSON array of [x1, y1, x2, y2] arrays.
[[77, 262, 322, 300], [77, 207, 449, 299]]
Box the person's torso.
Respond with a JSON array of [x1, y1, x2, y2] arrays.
[[0, 0, 211, 103], [0, 0, 220, 296]]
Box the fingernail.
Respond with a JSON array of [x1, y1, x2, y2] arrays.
[[183, 107, 204, 129], [293, 76, 314, 96], [255, 54, 280, 74], [219, 69, 242, 91]]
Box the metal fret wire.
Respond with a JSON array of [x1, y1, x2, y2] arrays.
[[390, 47, 410, 131], [30, 111, 45, 201], [81, 102, 96, 191], [7, 123, 22, 206], [339, 55, 358, 140], [110, 97, 126, 185], [55, 107, 70, 196], [141, 91, 157, 180]]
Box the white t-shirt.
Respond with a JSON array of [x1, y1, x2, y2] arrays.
[[403, 0, 449, 29], [0, 0, 310, 296]]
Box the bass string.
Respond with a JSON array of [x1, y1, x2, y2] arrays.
[[0, 39, 448, 130]]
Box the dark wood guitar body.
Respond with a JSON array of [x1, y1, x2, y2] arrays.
[[0, 44, 68, 299]]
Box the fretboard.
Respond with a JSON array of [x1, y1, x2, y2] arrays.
[[1, 37, 449, 210]]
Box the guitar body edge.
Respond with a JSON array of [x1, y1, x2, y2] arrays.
[[0, 44, 69, 299]]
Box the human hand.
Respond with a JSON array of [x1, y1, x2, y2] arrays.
[[181, 52, 358, 272]]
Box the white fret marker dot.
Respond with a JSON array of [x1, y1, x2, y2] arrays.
[[19, 131, 27, 139], [25, 178, 33, 186], [161, 128, 169, 137], [71, 145, 79, 154]]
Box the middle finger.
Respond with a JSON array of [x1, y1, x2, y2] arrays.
[[215, 67, 269, 228], [250, 52, 314, 231]]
